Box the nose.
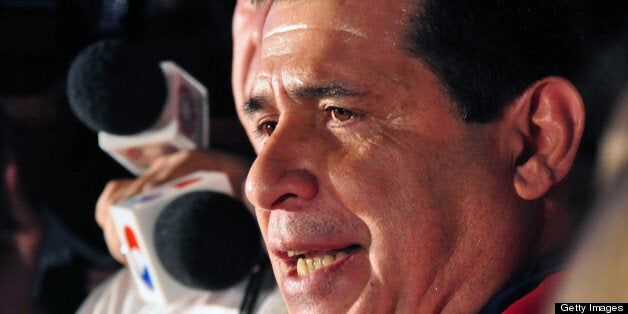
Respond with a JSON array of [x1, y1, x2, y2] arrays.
[[245, 119, 319, 210]]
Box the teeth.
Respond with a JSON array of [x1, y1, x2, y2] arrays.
[[305, 258, 315, 272], [297, 258, 307, 276], [313, 256, 323, 269], [322, 254, 334, 266], [287, 250, 308, 257], [296, 252, 348, 277]]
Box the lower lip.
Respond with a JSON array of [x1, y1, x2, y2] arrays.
[[281, 249, 367, 298]]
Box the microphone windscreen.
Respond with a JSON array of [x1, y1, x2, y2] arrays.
[[67, 39, 167, 135], [154, 191, 262, 290]]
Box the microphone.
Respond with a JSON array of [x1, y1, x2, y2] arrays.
[[110, 171, 262, 305], [67, 40, 264, 306], [67, 39, 209, 175]]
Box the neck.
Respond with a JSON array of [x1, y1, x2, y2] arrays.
[[536, 186, 574, 256]]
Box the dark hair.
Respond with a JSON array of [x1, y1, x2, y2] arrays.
[[405, 0, 587, 123], [405, 0, 628, 221]]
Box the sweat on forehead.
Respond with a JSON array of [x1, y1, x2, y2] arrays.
[[262, 0, 412, 40]]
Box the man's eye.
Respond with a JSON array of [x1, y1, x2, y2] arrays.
[[327, 107, 354, 122], [257, 121, 277, 137]]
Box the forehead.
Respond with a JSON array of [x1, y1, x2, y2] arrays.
[[266, 1, 412, 51], [253, 0, 415, 91]]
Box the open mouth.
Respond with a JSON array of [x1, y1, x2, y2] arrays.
[[287, 244, 361, 277]]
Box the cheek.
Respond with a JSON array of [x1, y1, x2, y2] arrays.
[[329, 135, 448, 226], [328, 127, 455, 218], [326, 127, 479, 271], [255, 207, 270, 240]]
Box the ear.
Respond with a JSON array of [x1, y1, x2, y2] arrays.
[[508, 77, 585, 200]]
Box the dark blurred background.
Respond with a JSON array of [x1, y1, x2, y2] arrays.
[[0, 0, 625, 313], [0, 1, 250, 313]]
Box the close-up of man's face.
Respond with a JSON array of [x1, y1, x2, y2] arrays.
[[237, 0, 540, 312]]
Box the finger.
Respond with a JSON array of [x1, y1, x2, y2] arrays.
[[140, 154, 173, 188], [103, 218, 126, 264], [95, 179, 135, 227], [138, 150, 203, 187]]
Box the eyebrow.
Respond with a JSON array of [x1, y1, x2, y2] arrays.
[[243, 96, 266, 116], [250, 0, 275, 6], [243, 83, 366, 117]]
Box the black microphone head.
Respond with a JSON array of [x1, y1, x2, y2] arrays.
[[154, 191, 262, 290], [66, 39, 167, 135]]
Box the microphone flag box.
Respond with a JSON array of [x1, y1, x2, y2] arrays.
[[99, 61, 210, 175], [110, 171, 233, 305]]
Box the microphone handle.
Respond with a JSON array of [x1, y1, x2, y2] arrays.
[[240, 254, 272, 314]]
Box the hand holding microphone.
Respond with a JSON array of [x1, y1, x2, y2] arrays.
[[107, 169, 260, 305], [95, 150, 251, 264], [94, 151, 258, 306]]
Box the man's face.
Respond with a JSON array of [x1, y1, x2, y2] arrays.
[[238, 0, 535, 312]]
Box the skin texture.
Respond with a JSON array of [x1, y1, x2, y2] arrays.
[[238, 0, 584, 313]]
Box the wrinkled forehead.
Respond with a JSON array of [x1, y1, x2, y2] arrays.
[[261, 0, 412, 56]]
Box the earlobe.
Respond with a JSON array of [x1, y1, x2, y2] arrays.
[[511, 77, 585, 200]]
